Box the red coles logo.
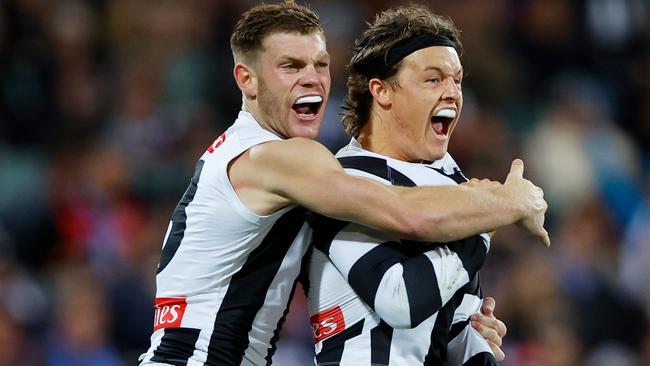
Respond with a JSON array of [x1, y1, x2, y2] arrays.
[[207, 133, 226, 153], [153, 297, 187, 331], [310, 306, 345, 343]]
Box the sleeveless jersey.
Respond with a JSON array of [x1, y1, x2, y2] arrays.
[[305, 139, 496, 365], [139, 111, 311, 366]]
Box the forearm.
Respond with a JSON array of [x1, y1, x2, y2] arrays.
[[396, 184, 522, 242], [302, 176, 521, 243], [260, 140, 527, 242]]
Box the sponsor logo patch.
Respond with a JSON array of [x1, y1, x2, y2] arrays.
[[207, 132, 226, 153], [153, 297, 187, 331], [310, 306, 345, 343]]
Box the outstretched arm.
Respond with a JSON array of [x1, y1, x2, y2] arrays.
[[229, 137, 549, 244]]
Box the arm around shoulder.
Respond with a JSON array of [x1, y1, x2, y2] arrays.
[[243, 140, 541, 243], [250, 138, 419, 235]]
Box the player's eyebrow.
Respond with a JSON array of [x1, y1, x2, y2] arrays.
[[278, 56, 306, 64], [278, 53, 330, 66], [423, 66, 464, 77]]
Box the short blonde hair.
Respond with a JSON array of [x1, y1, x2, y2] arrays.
[[230, 1, 323, 65]]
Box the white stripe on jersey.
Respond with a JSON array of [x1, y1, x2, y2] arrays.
[[447, 324, 492, 366], [389, 315, 438, 363], [374, 264, 411, 328], [452, 294, 483, 325], [424, 247, 471, 306]]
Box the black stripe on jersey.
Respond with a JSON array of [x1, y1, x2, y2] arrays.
[[465, 273, 482, 296], [150, 328, 201, 366], [402, 252, 441, 326], [338, 156, 416, 187], [449, 320, 469, 341], [425, 290, 464, 366], [298, 244, 314, 297], [388, 167, 416, 187], [425, 166, 468, 184], [347, 242, 407, 310], [463, 352, 498, 366], [205, 207, 307, 366], [316, 319, 365, 365], [447, 235, 488, 278], [306, 212, 349, 255], [338, 156, 387, 178], [370, 320, 393, 365], [157, 159, 205, 274], [347, 242, 443, 327]]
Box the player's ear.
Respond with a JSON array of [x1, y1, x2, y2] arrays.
[[369, 78, 392, 108], [234, 62, 258, 99]]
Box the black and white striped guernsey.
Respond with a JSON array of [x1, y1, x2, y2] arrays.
[[305, 139, 497, 366], [139, 111, 311, 366]]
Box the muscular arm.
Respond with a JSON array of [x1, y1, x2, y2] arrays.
[[229, 137, 548, 243]]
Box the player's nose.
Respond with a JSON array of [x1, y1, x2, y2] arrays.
[[299, 64, 321, 87], [441, 77, 461, 101]]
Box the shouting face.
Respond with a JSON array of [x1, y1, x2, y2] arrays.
[[382, 46, 463, 162], [247, 32, 331, 140]]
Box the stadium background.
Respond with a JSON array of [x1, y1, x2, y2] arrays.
[[0, 0, 648, 365]]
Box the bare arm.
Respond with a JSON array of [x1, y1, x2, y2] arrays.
[[229, 138, 549, 244]]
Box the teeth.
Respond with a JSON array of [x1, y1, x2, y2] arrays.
[[434, 108, 456, 118], [295, 95, 322, 105]]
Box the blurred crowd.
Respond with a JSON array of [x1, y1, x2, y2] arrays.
[[0, 0, 648, 365]]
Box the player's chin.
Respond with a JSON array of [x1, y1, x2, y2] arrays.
[[289, 120, 322, 140], [427, 150, 445, 162], [424, 138, 447, 161]]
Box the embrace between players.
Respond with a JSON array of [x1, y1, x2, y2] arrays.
[[139, 1, 549, 365]]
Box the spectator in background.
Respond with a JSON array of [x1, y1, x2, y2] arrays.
[[0, 304, 40, 366], [44, 265, 122, 366]]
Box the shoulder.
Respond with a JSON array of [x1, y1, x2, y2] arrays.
[[248, 138, 336, 167], [250, 137, 329, 155]]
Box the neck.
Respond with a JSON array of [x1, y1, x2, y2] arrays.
[[357, 110, 408, 161], [242, 98, 259, 121], [242, 99, 272, 132]]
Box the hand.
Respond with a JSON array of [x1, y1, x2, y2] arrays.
[[504, 159, 550, 247], [470, 297, 507, 361]]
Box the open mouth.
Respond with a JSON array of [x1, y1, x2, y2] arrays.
[[292, 95, 323, 120], [431, 108, 456, 136]]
